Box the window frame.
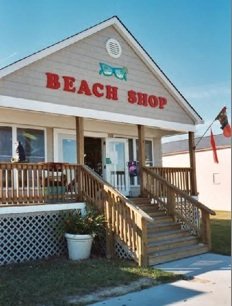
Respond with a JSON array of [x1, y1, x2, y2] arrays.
[[0, 123, 47, 163]]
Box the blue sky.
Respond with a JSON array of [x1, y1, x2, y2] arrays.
[[0, 0, 230, 140]]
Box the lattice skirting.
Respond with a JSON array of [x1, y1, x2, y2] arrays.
[[0, 204, 86, 265], [114, 238, 133, 261], [0, 204, 132, 266], [1, 211, 68, 265]]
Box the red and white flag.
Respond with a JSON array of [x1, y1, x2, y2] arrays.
[[215, 106, 231, 137], [210, 129, 219, 163]]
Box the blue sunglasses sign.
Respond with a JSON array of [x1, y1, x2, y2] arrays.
[[99, 63, 128, 81]]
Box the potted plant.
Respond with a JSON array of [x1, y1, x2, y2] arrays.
[[62, 207, 105, 260]]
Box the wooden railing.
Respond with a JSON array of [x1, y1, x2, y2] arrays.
[[0, 162, 79, 205], [79, 165, 153, 266], [0, 162, 153, 265], [0, 162, 215, 263], [142, 167, 215, 248], [149, 167, 193, 195]]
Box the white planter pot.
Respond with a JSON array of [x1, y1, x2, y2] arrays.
[[65, 233, 93, 260]]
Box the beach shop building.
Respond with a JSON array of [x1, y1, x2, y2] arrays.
[[0, 17, 215, 266]]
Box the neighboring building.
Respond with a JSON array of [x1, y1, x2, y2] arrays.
[[162, 134, 231, 211]]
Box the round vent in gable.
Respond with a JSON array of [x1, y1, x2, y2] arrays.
[[106, 38, 122, 58]]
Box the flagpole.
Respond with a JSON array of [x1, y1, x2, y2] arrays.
[[194, 107, 226, 149], [194, 119, 216, 149]]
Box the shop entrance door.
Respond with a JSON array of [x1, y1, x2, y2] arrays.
[[54, 131, 103, 175], [105, 138, 129, 196]]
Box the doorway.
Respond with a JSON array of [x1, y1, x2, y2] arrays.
[[84, 137, 102, 176], [105, 138, 129, 196], [54, 131, 129, 195]]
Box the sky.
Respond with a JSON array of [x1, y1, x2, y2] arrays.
[[0, 0, 230, 141]]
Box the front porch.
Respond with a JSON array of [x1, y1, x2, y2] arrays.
[[0, 162, 215, 266]]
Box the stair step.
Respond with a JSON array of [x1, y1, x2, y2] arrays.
[[152, 215, 173, 223], [136, 206, 161, 214], [148, 222, 181, 233], [135, 202, 157, 208], [132, 197, 151, 203], [147, 229, 192, 242], [147, 236, 198, 253], [148, 244, 209, 265], [148, 210, 167, 216], [131, 195, 208, 266]]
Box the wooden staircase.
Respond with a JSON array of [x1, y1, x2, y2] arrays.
[[132, 197, 209, 265]]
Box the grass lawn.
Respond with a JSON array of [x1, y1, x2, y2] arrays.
[[1, 210, 230, 306], [210, 210, 231, 256], [0, 257, 183, 306]]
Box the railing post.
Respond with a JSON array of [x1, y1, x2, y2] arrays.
[[138, 125, 145, 196], [138, 217, 148, 267], [201, 211, 212, 249], [77, 165, 83, 201], [167, 189, 176, 220], [104, 190, 114, 259]]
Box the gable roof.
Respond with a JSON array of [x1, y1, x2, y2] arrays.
[[162, 133, 231, 155], [0, 16, 202, 125]]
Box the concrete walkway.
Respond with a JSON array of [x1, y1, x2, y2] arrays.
[[90, 253, 231, 306]]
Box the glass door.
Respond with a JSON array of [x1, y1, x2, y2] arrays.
[[55, 132, 76, 163], [105, 138, 129, 196]]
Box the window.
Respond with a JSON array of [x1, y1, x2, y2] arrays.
[[17, 128, 45, 162], [0, 125, 45, 163], [145, 140, 153, 166], [136, 139, 153, 166], [213, 173, 221, 185], [0, 126, 12, 162]]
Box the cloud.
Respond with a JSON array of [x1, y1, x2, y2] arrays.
[[184, 83, 231, 100]]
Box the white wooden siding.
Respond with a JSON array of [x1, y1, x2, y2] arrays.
[[0, 26, 194, 125]]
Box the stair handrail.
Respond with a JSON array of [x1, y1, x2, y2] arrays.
[[142, 167, 215, 248], [80, 165, 153, 221], [79, 165, 153, 266]]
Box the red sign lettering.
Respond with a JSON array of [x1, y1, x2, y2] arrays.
[[148, 96, 159, 108], [92, 83, 104, 97], [63, 76, 76, 92], [158, 97, 167, 109], [137, 92, 148, 106], [45, 72, 167, 109], [46, 72, 61, 89], [77, 80, 92, 96], [127, 90, 167, 109], [105, 85, 118, 100], [128, 90, 136, 104]]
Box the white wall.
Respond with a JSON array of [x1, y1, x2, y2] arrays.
[[163, 148, 231, 211]]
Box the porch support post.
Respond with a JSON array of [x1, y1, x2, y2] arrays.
[[76, 117, 84, 164], [76, 117, 84, 201], [138, 125, 145, 195], [188, 131, 197, 196]]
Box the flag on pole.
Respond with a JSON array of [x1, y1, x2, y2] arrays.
[[215, 106, 231, 137], [210, 129, 219, 163]]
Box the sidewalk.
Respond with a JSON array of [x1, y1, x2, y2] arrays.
[[90, 253, 231, 306]]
